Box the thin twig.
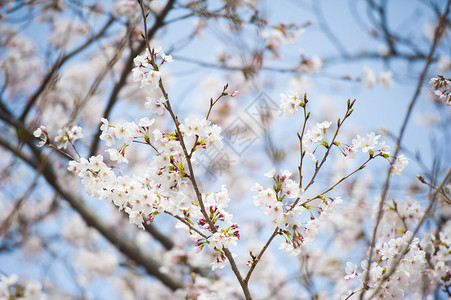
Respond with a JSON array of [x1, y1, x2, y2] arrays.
[[301, 155, 375, 207], [19, 17, 116, 121], [417, 174, 451, 203]]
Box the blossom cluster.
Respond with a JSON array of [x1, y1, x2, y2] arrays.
[[0, 274, 45, 300], [382, 197, 424, 237], [180, 118, 223, 154], [299, 118, 408, 175], [279, 90, 305, 117], [345, 231, 426, 299], [340, 197, 451, 299], [192, 186, 240, 270], [132, 46, 172, 90], [302, 120, 334, 161], [99, 117, 150, 163], [252, 168, 342, 256], [33, 125, 83, 149], [430, 75, 451, 105], [67, 114, 237, 270], [421, 220, 451, 290], [145, 96, 166, 115]]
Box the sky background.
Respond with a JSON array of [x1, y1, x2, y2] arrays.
[[1, 0, 450, 299]]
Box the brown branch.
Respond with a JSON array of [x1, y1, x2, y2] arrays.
[[0, 176, 39, 237], [367, 0, 397, 55], [0, 128, 183, 291], [160, 72, 252, 298], [69, 33, 130, 123], [143, 223, 174, 250], [19, 17, 116, 121], [298, 96, 309, 190]]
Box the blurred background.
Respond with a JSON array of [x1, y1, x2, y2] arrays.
[[0, 0, 450, 299]]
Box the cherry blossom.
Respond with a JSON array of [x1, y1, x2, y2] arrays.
[[279, 90, 303, 116]]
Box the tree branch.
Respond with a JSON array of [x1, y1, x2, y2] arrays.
[[0, 126, 183, 291]]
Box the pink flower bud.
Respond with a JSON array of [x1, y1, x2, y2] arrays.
[[230, 91, 239, 97]]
